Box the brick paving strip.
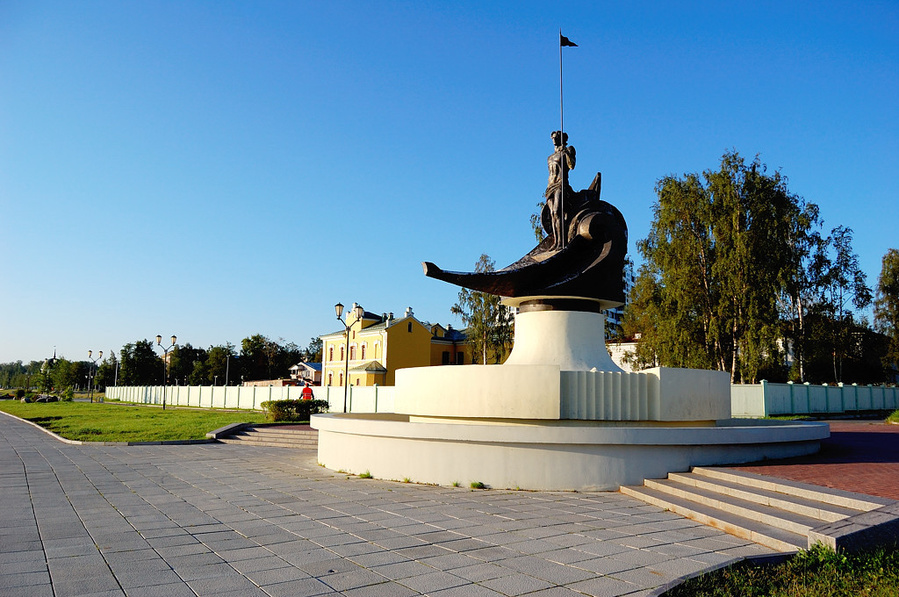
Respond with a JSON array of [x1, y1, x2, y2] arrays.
[[732, 420, 899, 501], [0, 412, 775, 597]]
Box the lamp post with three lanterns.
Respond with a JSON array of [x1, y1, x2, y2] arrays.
[[87, 350, 103, 403], [155, 335, 177, 410], [335, 302, 364, 413]]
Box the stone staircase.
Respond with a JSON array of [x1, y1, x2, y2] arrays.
[[621, 467, 896, 552], [215, 424, 319, 449]]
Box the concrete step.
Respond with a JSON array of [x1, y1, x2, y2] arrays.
[[620, 483, 807, 552], [641, 478, 827, 535], [665, 472, 862, 523], [219, 425, 318, 449], [219, 437, 317, 449], [692, 467, 892, 512], [621, 466, 895, 553], [229, 433, 317, 444]]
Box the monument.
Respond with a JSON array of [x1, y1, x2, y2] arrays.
[[311, 130, 828, 491]]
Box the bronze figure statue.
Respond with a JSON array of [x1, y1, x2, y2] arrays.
[[423, 132, 627, 308], [545, 130, 576, 250]]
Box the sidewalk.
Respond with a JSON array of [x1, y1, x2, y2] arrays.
[[0, 412, 773, 597], [732, 420, 899, 501]]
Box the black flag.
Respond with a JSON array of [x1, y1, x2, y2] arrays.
[[560, 33, 577, 47]]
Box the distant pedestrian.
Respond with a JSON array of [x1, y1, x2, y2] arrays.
[[301, 383, 313, 401]]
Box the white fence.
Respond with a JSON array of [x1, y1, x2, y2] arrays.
[[731, 381, 899, 418], [105, 384, 395, 414], [106, 381, 896, 419]]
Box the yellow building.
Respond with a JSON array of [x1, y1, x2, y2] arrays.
[[320, 306, 470, 387]]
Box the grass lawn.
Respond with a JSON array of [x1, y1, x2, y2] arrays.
[[0, 400, 268, 442], [667, 543, 899, 596], [887, 409, 899, 424]]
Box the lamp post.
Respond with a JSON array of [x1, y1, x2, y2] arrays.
[[155, 335, 177, 410], [41, 348, 58, 397], [335, 302, 364, 413], [87, 350, 103, 403]]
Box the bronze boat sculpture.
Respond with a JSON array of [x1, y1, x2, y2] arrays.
[[423, 132, 628, 308]]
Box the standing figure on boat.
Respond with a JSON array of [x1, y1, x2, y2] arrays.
[[545, 130, 576, 250]]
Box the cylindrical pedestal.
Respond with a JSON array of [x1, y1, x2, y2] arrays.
[[503, 308, 623, 372]]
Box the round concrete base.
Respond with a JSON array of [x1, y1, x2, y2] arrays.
[[311, 414, 829, 491], [504, 308, 622, 372]]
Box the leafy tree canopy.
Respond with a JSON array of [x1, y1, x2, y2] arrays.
[[451, 254, 513, 364]]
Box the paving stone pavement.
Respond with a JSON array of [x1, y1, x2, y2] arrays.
[[733, 420, 899, 501], [1, 413, 773, 597]]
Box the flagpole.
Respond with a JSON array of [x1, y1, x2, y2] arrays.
[[559, 29, 566, 249]]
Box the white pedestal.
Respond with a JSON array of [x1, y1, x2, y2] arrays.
[[504, 309, 622, 372]]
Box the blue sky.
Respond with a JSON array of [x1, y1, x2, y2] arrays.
[[2, 1, 897, 365]]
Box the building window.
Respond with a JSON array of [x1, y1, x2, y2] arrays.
[[339, 372, 344, 386], [442, 351, 450, 365], [361, 344, 366, 360], [375, 341, 381, 358], [328, 373, 332, 386], [328, 347, 333, 361], [340, 346, 344, 360], [408, 322, 413, 333], [456, 353, 464, 365], [350, 345, 356, 360]]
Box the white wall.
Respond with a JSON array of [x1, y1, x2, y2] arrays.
[[106, 381, 895, 418], [105, 384, 395, 414], [730, 381, 899, 417]]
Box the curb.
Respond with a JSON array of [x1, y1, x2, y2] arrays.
[[647, 552, 795, 596]]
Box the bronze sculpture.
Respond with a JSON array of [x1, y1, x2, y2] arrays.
[[545, 130, 576, 250], [423, 132, 627, 308]]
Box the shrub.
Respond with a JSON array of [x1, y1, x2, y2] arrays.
[[61, 387, 74, 402], [16, 389, 25, 399], [260, 399, 329, 422]]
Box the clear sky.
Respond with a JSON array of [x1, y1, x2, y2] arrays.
[[2, 1, 897, 365]]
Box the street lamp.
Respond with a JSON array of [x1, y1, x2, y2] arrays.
[[87, 350, 103, 403], [155, 334, 177, 410], [41, 348, 58, 397], [335, 302, 364, 413]]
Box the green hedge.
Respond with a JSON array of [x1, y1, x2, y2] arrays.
[[260, 399, 329, 422]]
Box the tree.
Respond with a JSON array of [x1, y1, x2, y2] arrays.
[[815, 226, 872, 382], [625, 151, 816, 383], [451, 254, 513, 364], [0, 361, 26, 388], [119, 340, 161, 385], [94, 352, 118, 390], [240, 334, 272, 381], [205, 344, 236, 385], [276, 338, 303, 376], [304, 337, 323, 363], [874, 248, 899, 379], [51, 358, 86, 394], [169, 343, 207, 386], [780, 203, 826, 382]]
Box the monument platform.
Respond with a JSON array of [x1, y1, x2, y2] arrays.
[[312, 414, 828, 491], [312, 308, 828, 491]]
